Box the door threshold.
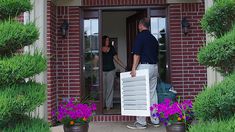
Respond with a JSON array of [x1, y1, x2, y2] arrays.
[[92, 115, 135, 122]]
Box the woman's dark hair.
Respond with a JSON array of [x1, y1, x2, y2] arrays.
[[102, 35, 109, 47]]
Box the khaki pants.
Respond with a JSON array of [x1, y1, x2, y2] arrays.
[[103, 69, 116, 108], [136, 64, 159, 125]]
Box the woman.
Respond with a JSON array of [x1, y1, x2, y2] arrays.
[[102, 35, 126, 111]]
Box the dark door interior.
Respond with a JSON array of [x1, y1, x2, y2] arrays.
[[126, 9, 169, 82], [126, 10, 147, 70]]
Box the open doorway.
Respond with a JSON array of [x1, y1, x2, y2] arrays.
[[102, 10, 147, 114], [82, 7, 168, 115]]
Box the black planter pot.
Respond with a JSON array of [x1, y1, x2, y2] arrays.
[[166, 122, 186, 132], [63, 123, 89, 132]]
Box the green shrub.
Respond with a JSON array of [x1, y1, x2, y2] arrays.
[[0, 0, 48, 131], [193, 73, 235, 121], [0, 82, 46, 124], [197, 26, 235, 75], [0, 54, 47, 85], [2, 118, 50, 132], [201, 0, 235, 38], [189, 116, 235, 132], [0, 21, 39, 55], [0, 0, 32, 20]]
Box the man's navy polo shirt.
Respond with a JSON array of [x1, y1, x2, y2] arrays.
[[132, 30, 159, 64]]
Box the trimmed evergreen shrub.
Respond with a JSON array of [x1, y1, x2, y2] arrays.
[[0, 21, 39, 55], [193, 73, 235, 121], [0, 0, 32, 20], [197, 26, 235, 75], [201, 0, 235, 38], [188, 116, 235, 132], [0, 54, 47, 85], [2, 118, 50, 132], [195, 0, 235, 131], [0, 0, 47, 130], [0, 82, 46, 125]]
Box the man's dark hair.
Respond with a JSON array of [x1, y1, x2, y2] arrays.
[[139, 17, 150, 28]]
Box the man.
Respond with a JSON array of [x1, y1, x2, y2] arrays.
[[127, 17, 160, 129]]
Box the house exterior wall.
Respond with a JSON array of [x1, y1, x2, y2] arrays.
[[169, 3, 207, 100], [82, 0, 166, 5], [47, 0, 57, 122], [46, 0, 207, 122], [56, 6, 81, 104], [167, 0, 202, 3]]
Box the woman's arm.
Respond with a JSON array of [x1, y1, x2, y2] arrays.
[[113, 55, 126, 70]]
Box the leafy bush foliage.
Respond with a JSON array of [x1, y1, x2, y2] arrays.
[[0, 82, 46, 125], [2, 118, 50, 132], [193, 73, 235, 121], [0, 21, 39, 55], [0, 0, 32, 20], [0, 54, 47, 85], [0, 0, 47, 130], [201, 0, 235, 38], [188, 116, 235, 132], [197, 26, 235, 75]]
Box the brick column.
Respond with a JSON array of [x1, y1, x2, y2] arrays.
[[47, 0, 57, 123], [169, 3, 207, 100]]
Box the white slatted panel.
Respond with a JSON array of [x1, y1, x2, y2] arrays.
[[120, 69, 150, 116]]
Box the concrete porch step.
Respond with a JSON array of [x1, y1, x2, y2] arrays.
[[51, 122, 166, 132]]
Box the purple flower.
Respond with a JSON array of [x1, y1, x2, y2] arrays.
[[164, 122, 168, 126], [150, 98, 194, 125], [54, 97, 96, 125]]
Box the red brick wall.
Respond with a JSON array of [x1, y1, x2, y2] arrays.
[[82, 0, 166, 6], [56, 6, 81, 103], [169, 3, 207, 100], [47, 0, 57, 123]]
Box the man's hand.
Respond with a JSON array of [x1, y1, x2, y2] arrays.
[[130, 70, 136, 77], [130, 54, 140, 77]]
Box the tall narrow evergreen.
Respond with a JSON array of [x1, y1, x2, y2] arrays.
[[0, 0, 48, 131]]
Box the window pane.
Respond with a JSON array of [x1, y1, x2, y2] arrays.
[[83, 19, 99, 101], [151, 17, 167, 81]]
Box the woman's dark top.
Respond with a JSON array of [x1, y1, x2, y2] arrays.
[[102, 46, 117, 72]]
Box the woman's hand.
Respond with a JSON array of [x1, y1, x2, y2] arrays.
[[114, 55, 126, 70]]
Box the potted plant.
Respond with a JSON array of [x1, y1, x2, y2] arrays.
[[55, 97, 96, 132], [150, 98, 194, 132]]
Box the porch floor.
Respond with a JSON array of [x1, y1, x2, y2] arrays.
[[51, 122, 166, 132]]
